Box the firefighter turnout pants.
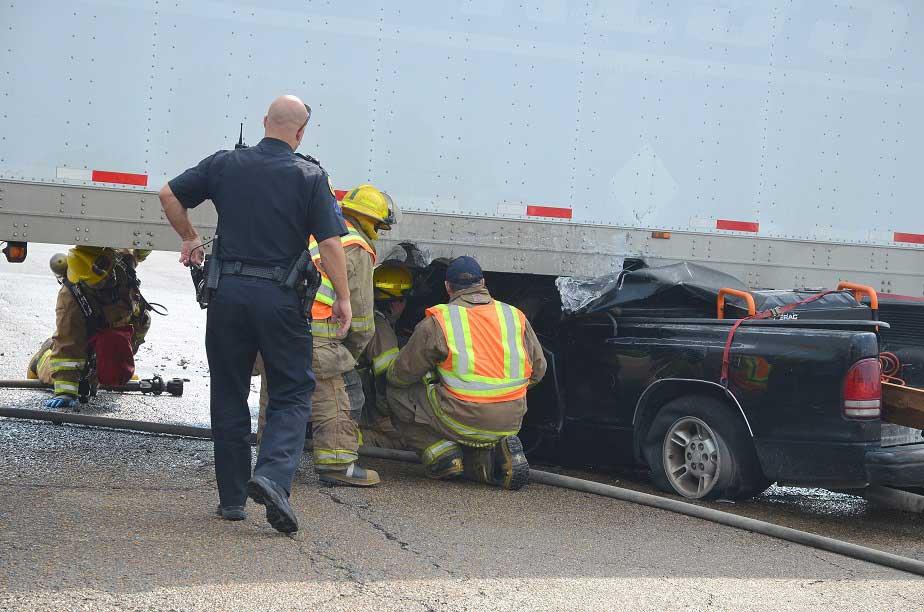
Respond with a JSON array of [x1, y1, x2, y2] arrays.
[[311, 336, 365, 470], [29, 286, 90, 396], [387, 381, 496, 477]]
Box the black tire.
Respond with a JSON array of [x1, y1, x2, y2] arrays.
[[642, 395, 770, 500]]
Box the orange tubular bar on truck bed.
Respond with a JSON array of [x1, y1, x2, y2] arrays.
[[717, 288, 756, 320], [836, 282, 879, 312]]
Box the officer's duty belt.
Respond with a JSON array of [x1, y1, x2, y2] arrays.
[[220, 261, 287, 283]]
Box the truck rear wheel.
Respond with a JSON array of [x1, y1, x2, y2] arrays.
[[642, 396, 769, 500]]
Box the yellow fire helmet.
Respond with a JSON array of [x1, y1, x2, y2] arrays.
[[373, 263, 413, 300], [340, 184, 397, 232], [66, 245, 115, 286]]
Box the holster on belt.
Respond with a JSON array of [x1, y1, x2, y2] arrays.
[[286, 250, 320, 321], [190, 236, 222, 309]]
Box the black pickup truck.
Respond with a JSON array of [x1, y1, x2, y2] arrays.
[[513, 262, 924, 500]]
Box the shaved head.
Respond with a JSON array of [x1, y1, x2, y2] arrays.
[[264, 94, 310, 150]]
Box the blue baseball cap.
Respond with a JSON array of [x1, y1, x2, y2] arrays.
[[446, 256, 483, 286]]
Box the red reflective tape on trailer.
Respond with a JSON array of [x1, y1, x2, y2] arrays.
[[716, 219, 759, 232], [894, 232, 924, 244], [91, 170, 148, 186], [526, 205, 572, 219], [334, 189, 348, 201]]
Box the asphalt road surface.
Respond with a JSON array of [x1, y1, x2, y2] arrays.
[[2, 244, 923, 610]]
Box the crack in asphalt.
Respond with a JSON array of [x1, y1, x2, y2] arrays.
[[319, 488, 464, 581], [810, 550, 858, 575], [278, 527, 438, 611]]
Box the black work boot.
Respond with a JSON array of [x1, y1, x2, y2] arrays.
[[462, 446, 494, 485], [423, 443, 464, 480], [462, 436, 530, 491], [215, 505, 247, 521], [247, 475, 299, 534], [495, 435, 530, 491]]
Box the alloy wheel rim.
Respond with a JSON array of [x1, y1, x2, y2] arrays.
[[662, 416, 721, 498]]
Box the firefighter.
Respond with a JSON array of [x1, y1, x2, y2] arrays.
[[256, 184, 396, 486], [357, 263, 414, 449], [27, 246, 153, 408], [385, 256, 547, 490]]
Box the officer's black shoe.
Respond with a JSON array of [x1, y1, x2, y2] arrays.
[[247, 475, 299, 534], [215, 505, 247, 521]]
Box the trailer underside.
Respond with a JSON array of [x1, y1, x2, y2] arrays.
[[3, 179, 924, 297]]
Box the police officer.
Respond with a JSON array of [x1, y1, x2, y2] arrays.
[[159, 95, 350, 534]]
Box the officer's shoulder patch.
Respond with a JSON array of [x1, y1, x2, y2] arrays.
[[328, 176, 336, 198]]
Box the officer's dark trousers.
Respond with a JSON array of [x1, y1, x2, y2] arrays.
[[205, 275, 314, 507]]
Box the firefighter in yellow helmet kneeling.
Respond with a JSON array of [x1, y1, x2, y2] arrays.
[[310, 185, 398, 485], [386, 256, 547, 490], [27, 246, 153, 408], [356, 263, 414, 449]]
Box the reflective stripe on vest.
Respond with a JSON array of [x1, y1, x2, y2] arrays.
[[307, 221, 376, 320], [425, 300, 532, 403]]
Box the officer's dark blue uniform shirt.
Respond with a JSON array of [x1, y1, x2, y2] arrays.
[[168, 137, 346, 268]]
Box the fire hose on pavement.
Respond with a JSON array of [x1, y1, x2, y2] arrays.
[[0, 376, 185, 397], [2, 405, 924, 578]]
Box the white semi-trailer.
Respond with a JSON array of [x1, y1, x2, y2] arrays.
[[6, 1, 924, 501], [2, 1, 922, 309]]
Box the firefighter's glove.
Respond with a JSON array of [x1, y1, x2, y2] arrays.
[[42, 394, 78, 409]]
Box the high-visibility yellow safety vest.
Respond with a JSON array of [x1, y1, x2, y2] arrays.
[[307, 220, 376, 332], [425, 300, 533, 403]]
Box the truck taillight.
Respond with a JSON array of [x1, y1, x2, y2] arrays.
[[2, 241, 27, 263], [843, 358, 881, 419]]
